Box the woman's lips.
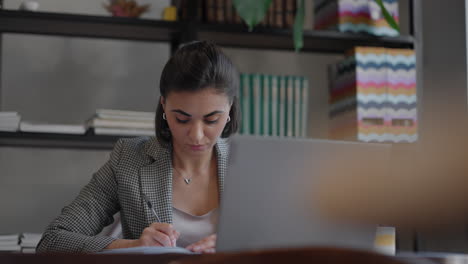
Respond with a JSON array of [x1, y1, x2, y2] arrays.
[[189, 144, 206, 151]]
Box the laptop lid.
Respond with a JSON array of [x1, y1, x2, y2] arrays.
[[216, 136, 392, 252]]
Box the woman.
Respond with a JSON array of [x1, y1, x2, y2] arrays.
[[36, 41, 240, 253]]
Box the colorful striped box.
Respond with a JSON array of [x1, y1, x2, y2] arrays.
[[314, 0, 399, 37], [329, 47, 417, 143]]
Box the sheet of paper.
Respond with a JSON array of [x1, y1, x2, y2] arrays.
[[99, 246, 195, 255]]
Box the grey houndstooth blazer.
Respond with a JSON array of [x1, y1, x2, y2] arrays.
[[36, 136, 229, 253]]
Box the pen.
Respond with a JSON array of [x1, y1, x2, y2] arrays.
[[142, 194, 161, 223]]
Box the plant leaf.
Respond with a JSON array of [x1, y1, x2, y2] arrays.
[[233, 0, 272, 31], [293, 0, 305, 52], [375, 0, 400, 32]]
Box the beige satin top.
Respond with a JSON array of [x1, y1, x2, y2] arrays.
[[172, 207, 219, 248]]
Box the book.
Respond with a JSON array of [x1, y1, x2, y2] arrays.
[[215, 0, 225, 23], [303, 0, 314, 30], [284, 0, 296, 28], [0, 234, 20, 252], [0, 112, 21, 131], [225, 0, 234, 23], [21, 248, 36, 253], [262, 75, 270, 136], [286, 76, 294, 137], [278, 76, 286, 137], [0, 234, 20, 241], [274, 0, 284, 28], [95, 114, 154, 122], [88, 118, 154, 130], [19, 122, 87, 134], [252, 74, 262, 135], [294, 76, 301, 137], [96, 109, 154, 118], [93, 127, 154, 136], [0, 112, 20, 117], [271, 75, 278, 136], [267, 1, 275, 27], [301, 77, 309, 138], [241, 73, 251, 135], [206, 0, 216, 23], [20, 233, 42, 248], [0, 245, 21, 252]]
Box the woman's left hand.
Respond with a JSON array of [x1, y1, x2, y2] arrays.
[[186, 234, 217, 253]]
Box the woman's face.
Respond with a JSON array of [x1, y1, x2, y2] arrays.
[[162, 88, 231, 156]]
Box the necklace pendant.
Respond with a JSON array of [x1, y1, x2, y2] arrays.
[[184, 178, 192, 185]]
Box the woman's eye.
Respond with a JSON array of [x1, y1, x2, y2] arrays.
[[205, 119, 219, 124], [176, 118, 190, 124]]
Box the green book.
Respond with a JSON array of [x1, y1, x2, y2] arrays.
[[278, 75, 286, 137], [271, 75, 278, 137], [294, 76, 301, 137], [301, 77, 309, 138], [286, 76, 294, 137], [238, 73, 244, 134], [241, 73, 251, 135], [252, 74, 261, 135], [262, 74, 271, 136]]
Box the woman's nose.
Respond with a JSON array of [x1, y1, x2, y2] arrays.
[[188, 121, 204, 142]]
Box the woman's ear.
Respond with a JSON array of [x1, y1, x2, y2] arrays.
[[160, 96, 166, 111]]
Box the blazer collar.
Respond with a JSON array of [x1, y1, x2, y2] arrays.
[[140, 137, 173, 224], [140, 137, 229, 224]]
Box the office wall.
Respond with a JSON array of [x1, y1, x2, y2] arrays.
[[0, 0, 410, 237]]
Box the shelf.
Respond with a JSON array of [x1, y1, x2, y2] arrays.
[[0, 131, 129, 150], [197, 23, 414, 53], [0, 10, 181, 42], [0, 10, 414, 53]]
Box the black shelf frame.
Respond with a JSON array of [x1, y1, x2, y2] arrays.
[[197, 23, 414, 53], [0, 10, 182, 42], [0, 9, 414, 52], [0, 131, 127, 150], [0, 4, 416, 149]]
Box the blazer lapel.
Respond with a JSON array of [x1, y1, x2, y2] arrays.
[[215, 138, 229, 199], [139, 138, 173, 225]]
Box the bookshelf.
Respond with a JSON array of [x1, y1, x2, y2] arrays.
[[0, 3, 415, 150], [0, 10, 181, 43], [0, 132, 125, 150], [0, 10, 414, 53], [0, 131, 123, 150]]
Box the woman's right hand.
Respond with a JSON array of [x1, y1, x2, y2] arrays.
[[134, 223, 180, 247]]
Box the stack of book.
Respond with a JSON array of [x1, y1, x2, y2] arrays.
[[19, 122, 87, 134], [177, 0, 297, 29], [0, 112, 21, 132], [314, 0, 400, 37], [88, 109, 155, 136], [20, 233, 42, 253], [239, 73, 309, 138], [0, 234, 21, 252]]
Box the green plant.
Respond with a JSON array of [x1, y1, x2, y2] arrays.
[[233, 0, 400, 52]]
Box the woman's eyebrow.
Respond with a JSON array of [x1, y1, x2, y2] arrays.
[[203, 111, 224, 118], [171, 109, 191, 117]]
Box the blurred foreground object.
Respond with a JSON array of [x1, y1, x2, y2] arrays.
[[104, 0, 149, 18], [175, 247, 421, 264], [317, 119, 468, 229]]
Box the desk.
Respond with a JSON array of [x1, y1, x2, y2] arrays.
[[0, 248, 444, 264]]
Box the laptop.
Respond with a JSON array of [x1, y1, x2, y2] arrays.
[[216, 136, 392, 252]]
